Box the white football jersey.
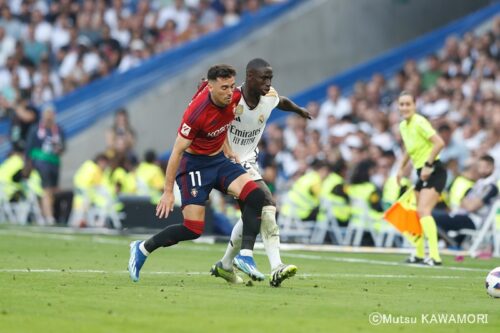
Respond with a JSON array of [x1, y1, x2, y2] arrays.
[[228, 85, 280, 163]]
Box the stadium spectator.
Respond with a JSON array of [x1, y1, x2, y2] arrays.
[[26, 103, 65, 225], [318, 85, 351, 122], [434, 155, 498, 248], [0, 26, 16, 66], [281, 159, 330, 221], [105, 108, 135, 158], [70, 153, 109, 228], [135, 149, 164, 201], [347, 159, 383, 237], [0, 0, 276, 115]]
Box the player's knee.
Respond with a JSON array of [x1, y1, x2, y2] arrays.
[[183, 219, 204, 237], [263, 193, 275, 207], [262, 206, 278, 233], [417, 207, 431, 218], [262, 206, 277, 224], [240, 181, 265, 208]]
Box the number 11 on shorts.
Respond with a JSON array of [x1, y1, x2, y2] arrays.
[[189, 171, 202, 186]]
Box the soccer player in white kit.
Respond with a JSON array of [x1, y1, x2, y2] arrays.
[[210, 58, 311, 287]]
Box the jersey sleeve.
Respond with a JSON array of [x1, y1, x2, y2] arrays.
[[178, 108, 202, 140], [267, 86, 280, 108], [416, 115, 436, 139]]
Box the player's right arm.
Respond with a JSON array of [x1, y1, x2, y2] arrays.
[[156, 134, 192, 219], [396, 150, 410, 186], [222, 135, 240, 163]]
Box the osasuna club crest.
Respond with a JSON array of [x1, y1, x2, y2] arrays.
[[191, 188, 198, 197]]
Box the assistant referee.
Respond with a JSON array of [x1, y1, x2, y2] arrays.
[[397, 91, 446, 266]]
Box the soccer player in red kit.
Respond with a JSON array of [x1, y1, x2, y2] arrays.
[[128, 64, 266, 283]]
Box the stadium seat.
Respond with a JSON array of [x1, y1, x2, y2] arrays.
[[0, 182, 17, 223], [344, 199, 397, 247], [277, 194, 315, 243], [457, 200, 500, 258], [309, 198, 348, 245]]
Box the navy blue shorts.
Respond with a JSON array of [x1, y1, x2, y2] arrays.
[[33, 160, 60, 188], [176, 151, 246, 207]]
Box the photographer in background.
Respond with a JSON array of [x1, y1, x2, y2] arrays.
[[1, 91, 38, 154]]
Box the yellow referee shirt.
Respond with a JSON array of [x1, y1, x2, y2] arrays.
[[399, 114, 440, 169]]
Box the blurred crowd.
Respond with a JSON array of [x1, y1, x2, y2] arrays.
[[0, 4, 498, 238], [0, 0, 280, 227], [0, 0, 278, 113], [257, 16, 500, 237]]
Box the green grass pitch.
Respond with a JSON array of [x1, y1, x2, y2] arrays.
[[0, 225, 499, 333]]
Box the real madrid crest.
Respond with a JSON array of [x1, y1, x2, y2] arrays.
[[234, 105, 244, 116], [191, 188, 198, 197], [258, 114, 265, 124]]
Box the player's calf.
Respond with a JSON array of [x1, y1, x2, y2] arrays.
[[128, 220, 204, 282], [239, 181, 265, 251]]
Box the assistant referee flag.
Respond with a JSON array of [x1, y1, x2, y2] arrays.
[[383, 187, 422, 236]]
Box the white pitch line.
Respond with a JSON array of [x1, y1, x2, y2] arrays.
[[0, 268, 468, 279], [280, 252, 490, 273], [0, 229, 490, 273]]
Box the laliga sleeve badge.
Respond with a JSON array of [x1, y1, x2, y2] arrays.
[[234, 105, 244, 116], [181, 123, 191, 136], [191, 188, 198, 197]]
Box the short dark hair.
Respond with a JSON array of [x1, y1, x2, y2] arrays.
[[479, 154, 495, 165], [94, 153, 108, 163], [438, 124, 451, 132], [207, 64, 236, 81], [246, 58, 270, 71], [144, 150, 157, 163], [115, 107, 128, 117], [310, 158, 329, 170]]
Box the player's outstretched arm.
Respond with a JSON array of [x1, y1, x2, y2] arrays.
[[156, 134, 192, 219], [277, 96, 312, 119]]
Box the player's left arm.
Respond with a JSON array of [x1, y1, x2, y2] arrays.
[[277, 96, 312, 119]]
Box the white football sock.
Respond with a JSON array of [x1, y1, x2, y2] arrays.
[[139, 241, 149, 256], [261, 206, 282, 270], [239, 249, 253, 257], [220, 218, 243, 270]]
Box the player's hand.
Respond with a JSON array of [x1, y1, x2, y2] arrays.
[[225, 150, 240, 164], [297, 108, 312, 119], [420, 166, 433, 182], [156, 191, 175, 219]]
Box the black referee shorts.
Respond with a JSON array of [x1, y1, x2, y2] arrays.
[[415, 160, 447, 193]]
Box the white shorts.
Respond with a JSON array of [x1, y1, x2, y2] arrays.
[[241, 160, 262, 181]]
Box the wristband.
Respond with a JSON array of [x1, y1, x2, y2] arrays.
[[425, 161, 434, 168]]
